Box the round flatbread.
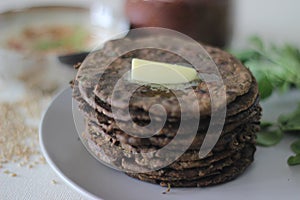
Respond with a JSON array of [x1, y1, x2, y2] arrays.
[[74, 36, 253, 120]]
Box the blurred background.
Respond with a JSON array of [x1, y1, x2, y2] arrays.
[[1, 0, 300, 48], [1, 0, 299, 95], [231, 0, 300, 48]]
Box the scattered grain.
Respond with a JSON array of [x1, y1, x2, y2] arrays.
[[0, 66, 54, 172], [39, 156, 46, 164], [40, 160, 46, 164], [0, 50, 66, 181]]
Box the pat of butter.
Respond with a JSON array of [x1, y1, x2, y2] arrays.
[[131, 58, 199, 84]]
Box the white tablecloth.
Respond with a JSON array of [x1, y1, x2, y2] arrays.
[[1, 0, 300, 199]]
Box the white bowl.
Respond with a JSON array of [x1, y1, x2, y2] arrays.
[[0, 1, 129, 91]]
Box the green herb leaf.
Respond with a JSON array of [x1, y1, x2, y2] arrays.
[[287, 154, 300, 166], [229, 49, 260, 63], [249, 36, 264, 51], [256, 74, 274, 100], [260, 121, 274, 129], [291, 140, 300, 154], [245, 62, 274, 99], [230, 36, 300, 100], [256, 130, 283, 147], [230, 37, 300, 167], [278, 105, 300, 132]]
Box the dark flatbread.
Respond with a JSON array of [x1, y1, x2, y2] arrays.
[[125, 146, 246, 181], [87, 115, 260, 150], [75, 86, 261, 141], [90, 76, 258, 122], [74, 36, 253, 120], [83, 121, 257, 171], [126, 143, 255, 187], [75, 76, 260, 123], [71, 35, 261, 187]]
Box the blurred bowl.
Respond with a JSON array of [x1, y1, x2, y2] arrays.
[[0, 1, 129, 92]]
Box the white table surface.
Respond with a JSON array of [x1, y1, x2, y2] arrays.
[[1, 0, 300, 200]]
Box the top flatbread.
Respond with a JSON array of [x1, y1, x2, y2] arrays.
[[74, 36, 253, 118]]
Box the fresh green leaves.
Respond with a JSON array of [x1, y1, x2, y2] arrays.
[[278, 105, 300, 132], [249, 67, 273, 99], [288, 140, 300, 166], [256, 118, 285, 148], [256, 130, 283, 147], [231, 36, 300, 99], [260, 121, 273, 129], [291, 140, 300, 154], [231, 36, 300, 166], [230, 49, 260, 63], [256, 106, 300, 166], [257, 105, 300, 147], [288, 154, 300, 166], [249, 36, 264, 50]]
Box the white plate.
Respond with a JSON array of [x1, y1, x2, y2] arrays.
[[40, 88, 300, 200]]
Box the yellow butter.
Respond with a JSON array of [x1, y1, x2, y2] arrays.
[[131, 58, 199, 84]]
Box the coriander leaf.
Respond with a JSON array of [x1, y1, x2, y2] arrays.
[[278, 113, 290, 125], [287, 154, 300, 166], [231, 36, 300, 100], [256, 74, 274, 100], [283, 44, 300, 63], [278, 105, 300, 132], [260, 121, 274, 129], [229, 50, 260, 63], [256, 130, 283, 147], [278, 81, 290, 93], [245, 62, 274, 99], [249, 36, 264, 51], [281, 124, 300, 132], [291, 140, 300, 154]]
